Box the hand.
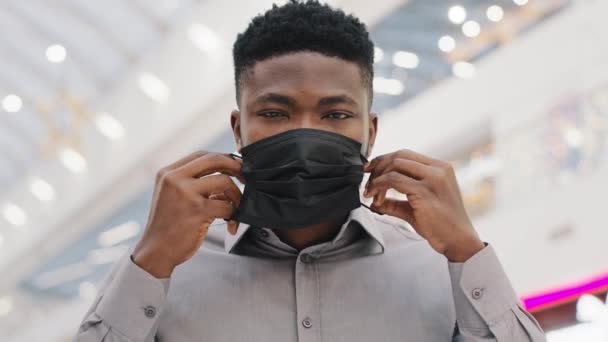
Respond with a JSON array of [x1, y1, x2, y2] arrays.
[[364, 149, 484, 262], [132, 151, 243, 278]]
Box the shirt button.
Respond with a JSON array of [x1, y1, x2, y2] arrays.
[[302, 317, 313, 328], [143, 305, 157, 318], [472, 288, 483, 300], [299, 253, 312, 263]]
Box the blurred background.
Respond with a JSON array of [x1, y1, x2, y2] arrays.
[[0, 0, 606, 340]]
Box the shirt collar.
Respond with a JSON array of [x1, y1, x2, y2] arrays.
[[224, 206, 385, 254]]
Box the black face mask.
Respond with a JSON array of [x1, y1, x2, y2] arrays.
[[231, 128, 368, 230]]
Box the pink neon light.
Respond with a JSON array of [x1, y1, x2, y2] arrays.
[[521, 272, 608, 311]]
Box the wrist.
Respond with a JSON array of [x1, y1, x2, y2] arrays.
[[132, 247, 175, 279], [444, 234, 485, 263]]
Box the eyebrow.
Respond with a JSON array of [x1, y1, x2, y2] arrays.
[[253, 93, 296, 108], [253, 93, 358, 108], [318, 95, 358, 107]]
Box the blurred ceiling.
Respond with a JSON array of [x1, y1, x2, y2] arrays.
[[371, 0, 569, 112], [0, 0, 197, 193]]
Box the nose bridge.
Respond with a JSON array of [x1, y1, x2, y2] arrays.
[[291, 111, 322, 130]]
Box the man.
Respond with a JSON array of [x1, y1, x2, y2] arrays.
[[75, 1, 546, 341]]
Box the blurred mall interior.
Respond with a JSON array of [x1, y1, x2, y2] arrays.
[[0, 0, 607, 340]]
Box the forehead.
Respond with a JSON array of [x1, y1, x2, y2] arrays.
[[241, 52, 367, 106]]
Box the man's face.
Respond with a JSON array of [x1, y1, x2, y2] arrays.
[[231, 52, 377, 155]]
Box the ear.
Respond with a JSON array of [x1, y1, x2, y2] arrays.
[[230, 110, 243, 151], [366, 112, 378, 158]]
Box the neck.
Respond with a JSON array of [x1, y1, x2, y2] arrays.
[[272, 217, 347, 251]]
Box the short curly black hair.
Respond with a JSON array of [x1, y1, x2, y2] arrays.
[[233, 0, 374, 108]]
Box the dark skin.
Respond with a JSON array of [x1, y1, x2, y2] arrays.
[[133, 51, 484, 279]]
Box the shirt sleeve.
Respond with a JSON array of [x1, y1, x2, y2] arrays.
[[74, 254, 170, 342], [448, 244, 546, 342]]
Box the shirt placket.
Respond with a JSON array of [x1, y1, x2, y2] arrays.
[[295, 247, 323, 342]]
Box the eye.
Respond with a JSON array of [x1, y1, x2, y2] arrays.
[[323, 112, 353, 120], [258, 111, 288, 119]]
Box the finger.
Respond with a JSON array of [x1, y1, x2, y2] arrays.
[[365, 149, 439, 174], [227, 220, 240, 236], [176, 153, 243, 179], [367, 171, 422, 197], [365, 152, 436, 195], [371, 198, 414, 223], [202, 198, 236, 220], [191, 175, 242, 206], [164, 150, 209, 171]]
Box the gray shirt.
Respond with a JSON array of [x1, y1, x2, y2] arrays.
[[75, 207, 546, 341]]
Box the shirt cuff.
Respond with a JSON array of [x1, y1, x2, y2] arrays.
[[95, 255, 171, 341], [448, 243, 519, 330]]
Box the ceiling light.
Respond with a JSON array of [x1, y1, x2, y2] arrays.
[[392, 51, 419, 69], [373, 77, 404, 96], [462, 20, 481, 38], [374, 47, 384, 63], [448, 5, 467, 24], [438, 35, 456, 52], [29, 177, 55, 202], [45, 44, 67, 63], [59, 147, 87, 173], [565, 128, 584, 148], [2, 203, 26, 226], [95, 112, 125, 140], [576, 294, 608, 323], [34, 262, 91, 289], [138, 72, 170, 104], [487, 5, 505, 22], [188, 23, 221, 54], [87, 244, 129, 265], [97, 221, 140, 247], [0, 296, 13, 316], [514, 0, 528, 6], [2, 94, 23, 113], [452, 62, 476, 79]]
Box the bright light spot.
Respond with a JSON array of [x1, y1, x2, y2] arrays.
[[564, 128, 584, 148], [487, 5, 505, 22], [462, 20, 481, 38], [79, 281, 97, 301], [373, 77, 404, 96], [97, 221, 140, 247], [577, 294, 608, 323], [87, 244, 129, 265], [138, 72, 170, 104], [0, 296, 13, 316], [188, 23, 221, 54], [438, 35, 456, 52], [452, 61, 476, 79], [392, 51, 419, 69], [45, 44, 67, 63], [29, 177, 55, 202], [59, 147, 87, 174], [95, 112, 125, 141], [514, 0, 529, 6], [34, 262, 91, 289], [2, 203, 26, 227], [448, 5, 467, 24], [2, 94, 23, 113], [374, 47, 384, 63]]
